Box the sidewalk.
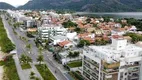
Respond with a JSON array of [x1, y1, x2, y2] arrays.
[[13, 54, 28, 80], [30, 63, 43, 80]]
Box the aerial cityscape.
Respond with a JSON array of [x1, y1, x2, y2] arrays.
[[0, 0, 142, 80]]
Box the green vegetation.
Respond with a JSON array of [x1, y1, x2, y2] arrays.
[[21, 63, 31, 69], [0, 56, 19, 80], [67, 61, 82, 68], [77, 40, 90, 47], [19, 0, 142, 12], [20, 54, 32, 64], [26, 32, 36, 38], [68, 51, 80, 58], [62, 20, 77, 28], [69, 71, 84, 80], [124, 33, 142, 43], [35, 64, 56, 80], [37, 54, 44, 64], [0, 17, 15, 53], [94, 39, 110, 45], [125, 18, 142, 31], [13, 22, 23, 28], [74, 27, 82, 33], [20, 54, 32, 69]]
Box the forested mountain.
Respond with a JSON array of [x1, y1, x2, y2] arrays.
[[19, 0, 142, 12], [0, 2, 15, 9]]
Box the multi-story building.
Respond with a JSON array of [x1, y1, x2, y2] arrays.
[[23, 20, 37, 28], [38, 24, 67, 40], [82, 35, 142, 80]]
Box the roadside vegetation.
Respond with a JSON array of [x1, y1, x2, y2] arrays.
[[0, 56, 19, 80], [35, 64, 56, 80], [0, 17, 15, 53], [20, 54, 32, 69]]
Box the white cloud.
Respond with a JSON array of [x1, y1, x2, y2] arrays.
[[0, 0, 29, 7]]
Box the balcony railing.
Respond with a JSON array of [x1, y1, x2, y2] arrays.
[[102, 60, 120, 69]]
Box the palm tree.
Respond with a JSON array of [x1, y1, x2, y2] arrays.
[[38, 46, 43, 54], [20, 54, 27, 63], [37, 54, 44, 64], [26, 44, 32, 54], [20, 54, 32, 64]]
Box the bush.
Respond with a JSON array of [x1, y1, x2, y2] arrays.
[[2, 56, 19, 80]]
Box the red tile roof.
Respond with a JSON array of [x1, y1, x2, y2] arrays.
[[112, 35, 124, 39], [58, 40, 71, 47], [82, 37, 95, 43]]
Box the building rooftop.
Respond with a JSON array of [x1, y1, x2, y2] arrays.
[[85, 43, 142, 63], [58, 40, 71, 47], [51, 35, 68, 40]]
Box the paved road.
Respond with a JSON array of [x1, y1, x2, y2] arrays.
[[2, 15, 67, 80], [1, 15, 28, 80], [43, 53, 67, 80]]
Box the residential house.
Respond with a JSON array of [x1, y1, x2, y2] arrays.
[[58, 40, 74, 49]]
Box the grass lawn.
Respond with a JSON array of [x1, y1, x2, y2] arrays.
[[21, 63, 31, 69], [67, 61, 82, 68], [69, 71, 84, 80], [35, 64, 56, 80], [0, 56, 19, 80]]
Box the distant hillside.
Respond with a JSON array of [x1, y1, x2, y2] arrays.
[[18, 0, 142, 12], [0, 2, 15, 9]]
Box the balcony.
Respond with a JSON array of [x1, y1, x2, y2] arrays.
[[102, 60, 120, 69], [85, 59, 99, 68]]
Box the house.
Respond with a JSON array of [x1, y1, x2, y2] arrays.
[[56, 51, 82, 64], [129, 25, 137, 31], [82, 37, 95, 44], [66, 32, 77, 41], [58, 40, 74, 49], [50, 35, 68, 45], [111, 27, 126, 36]]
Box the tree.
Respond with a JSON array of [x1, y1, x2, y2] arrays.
[[77, 40, 90, 47], [37, 54, 44, 64], [86, 18, 91, 23], [30, 71, 35, 79], [124, 33, 142, 43], [62, 20, 77, 28], [74, 27, 82, 33], [26, 44, 32, 53], [67, 51, 80, 58], [20, 54, 32, 64], [38, 46, 43, 54]]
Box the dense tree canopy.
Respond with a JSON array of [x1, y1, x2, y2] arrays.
[[62, 20, 77, 28], [124, 33, 142, 43]]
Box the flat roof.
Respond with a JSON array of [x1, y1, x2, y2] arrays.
[[51, 35, 68, 40], [89, 44, 142, 57]]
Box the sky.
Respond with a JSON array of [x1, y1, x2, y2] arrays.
[[0, 0, 29, 7]]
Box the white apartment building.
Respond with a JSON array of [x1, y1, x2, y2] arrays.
[[82, 36, 142, 80], [24, 20, 37, 28], [38, 24, 67, 40]]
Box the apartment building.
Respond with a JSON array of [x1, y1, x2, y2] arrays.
[[82, 35, 142, 80], [38, 24, 67, 40]]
